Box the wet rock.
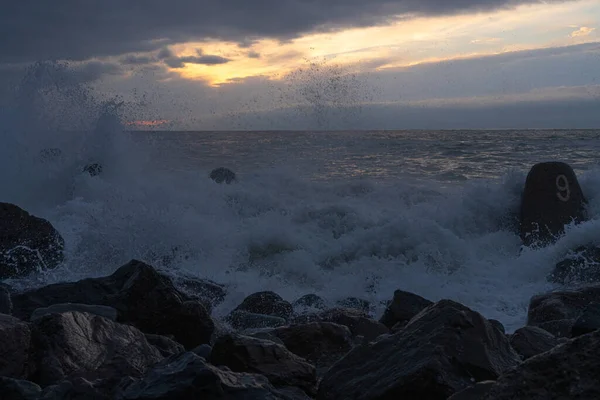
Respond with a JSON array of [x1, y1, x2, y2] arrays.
[[509, 326, 564, 359], [233, 291, 294, 320], [83, 163, 102, 176], [0, 283, 12, 314], [527, 284, 600, 329], [210, 333, 317, 396], [209, 167, 236, 184], [0, 202, 65, 279], [292, 294, 327, 311], [31, 311, 164, 386], [294, 307, 389, 341], [336, 297, 370, 312], [0, 377, 41, 400], [191, 343, 212, 359], [117, 351, 308, 400], [172, 275, 227, 309], [12, 259, 215, 349], [447, 381, 495, 400], [520, 162, 587, 247], [483, 329, 600, 400], [317, 300, 520, 400], [489, 319, 505, 334], [227, 310, 287, 330], [550, 245, 600, 284], [144, 334, 185, 358], [379, 289, 433, 329], [39, 377, 115, 400], [537, 319, 575, 338], [0, 314, 32, 379], [571, 302, 600, 337], [30, 303, 118, 321]]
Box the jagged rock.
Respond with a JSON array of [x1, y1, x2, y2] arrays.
[[172, 275, 227, 310], [30, 311, 164, 387], [317, 300, 521, 400], [483, 329, 600, 399], [379, 289, 433, 329], [83, 163, 102, 176], [209, 167, 236, 184], [294, 308, 389, 341], [509, 326, 564, 359], [292, 294, 327, 312], [30, 303, 118, 321], [227, 310, 287, 330], [448, 381, 495, 400], [571, 303, 600, 337], [550, 245, 600, 284], [537, 319, 575, 338], [527, 285, 600, 326], [520, 162, 587, 247], [0, 202, 64, 279], [0, 377, 42, 400], [12, 259, 215, 349], [336, 297, 370, 312], [117, 351, 309, 399], [210, 333, 317, 396], [233, 291, 294, 319], [145, 334, 185, 358], [0, 314, 32, 379], [0, 283, 12, 314]]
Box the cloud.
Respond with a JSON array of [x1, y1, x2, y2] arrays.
[[163, 54, 231, 68], [248, 51, 261, 59], [0, 0, 574, 63], [571, 26, 596, 37]]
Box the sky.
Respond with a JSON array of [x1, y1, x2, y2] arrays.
[[1, 0, 599, 130]]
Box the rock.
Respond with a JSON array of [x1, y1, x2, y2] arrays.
[[571, 303, 600, 337], [482, 329, 600, 399], [537, 319, 575, 338], [378, 289, 433, 329], [268, 322, 353, 373], [292, 294, 327, 311], [227, 310, 288, 330], [527, 284, 600, 325], [0, 377, 41, 400], [209, 167, 236, 184], [145, 334, 185, 358], [489, 319, 505, 334], [30, 303, 118, 321], [550, 245, 600, 284], [83, 163, 102, 176], [172, 275, 227, 309], [39, 378, 115, 400], [30, 311, 164, 387], [447, 381, 495, 400], [520, 162, 587, 247], [0, 283, 12, 314], [191, 343, 212, 359], [509, 326, 564, 359], [317, 300, 521, 400], [335, 297, 370, 312], [210, 333, 317, 395], [12, 259, 215, 349], [233, 291, 294, 320], [117, 351, 308, 400], [294, 308, 389, 341], [0, 202, 65, 279], [0, 314, 32, 379]]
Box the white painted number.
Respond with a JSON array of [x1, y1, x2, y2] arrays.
[[556, 174, 571, 202]]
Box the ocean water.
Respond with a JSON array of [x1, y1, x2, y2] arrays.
[[2, 64, 600, 333]]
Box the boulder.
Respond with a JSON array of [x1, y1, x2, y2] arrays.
[[191, 343, 212, 359], [30, 311, 164, 387], [537, 319, 575, 338], [0, 314, 32, 379], [117, 351, 309, 400], [171, 275, 227, 310], [0, 377, 42, 400], [488, 319, 505, 334], [39, 378, 115, 400], [11, 259, 215, 349], [317, 300, 521, 400], [144, 334, 185, 358], [0, 283, 12, 314], [0, 202, 65, 279], [294, 308, 389, 341], [447, 381, 495, 400], [509, 326, 564, 359], [571, 303, 600, 337], [292, 294, 327, 312], [527, 284, 600, 326], [30, 303, 118, 321], [520, 162, 587, 247], [379, 289, 433, 329], [210, 333, 317, 395], [233, 291, 294, 320], [209, 167, 236, 184], [550, 245, 600, 284], [483, 329, 600, 399], [83, 163, 102, 176], [227, 310, 287, 330]]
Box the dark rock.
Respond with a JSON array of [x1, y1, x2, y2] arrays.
[[233, 291, 294, 319], [117, 351, 308, 400], [30, 311, 164, 387], [83, 163, 102, 176], [294, 308, 389, 341], [551, 245, 600, 284], [336, 297, 370, 312], [0, 314, 32, 379], [0, 283, 12, 314], [248, 329, 286, 345], [0, 202, 65, 279], [520, 162, 587, 247], [210, 333, 317, 395], [482, 329, 600, 399], [317, 300, 521, 400], [509, 326, 564, 359], [39, 378, 115, 400], [489, 319, 505, 334], [379, 289, 433, 329], [227, 310, 287, 330], [527, 284, 600, 326], [0, 377, 41, 400], [537, 319, 575, 338], [191, 343, 212, 359], [447, 381, 495, 400], [145, 334, 185, 358], [209, 167, 236, 184], [391, 320, 407, 333], [268, 322, 353, 373], [12, 259, 215, 349], [571, 303, 600, 337], [30, 303, 118, 321], [292, 294, 327, 311], [172, 275, 227, 309]]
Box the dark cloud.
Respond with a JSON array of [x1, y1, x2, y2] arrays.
[[0, 0, 572, 63], [248, 51, 261, 59], [163, 54, 231, 68], [120, 54, 156, 65]]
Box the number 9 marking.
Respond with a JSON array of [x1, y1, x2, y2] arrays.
[[556, 174, 570, 202]]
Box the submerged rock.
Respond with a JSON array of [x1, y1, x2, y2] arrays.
[[209, 167, 236, 184], [0, 202, 65, 279], [379, 289, 433, 329], [520, 162, 587, 247]]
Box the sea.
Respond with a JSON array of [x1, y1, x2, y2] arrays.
[[2, 65, 600, 333]]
